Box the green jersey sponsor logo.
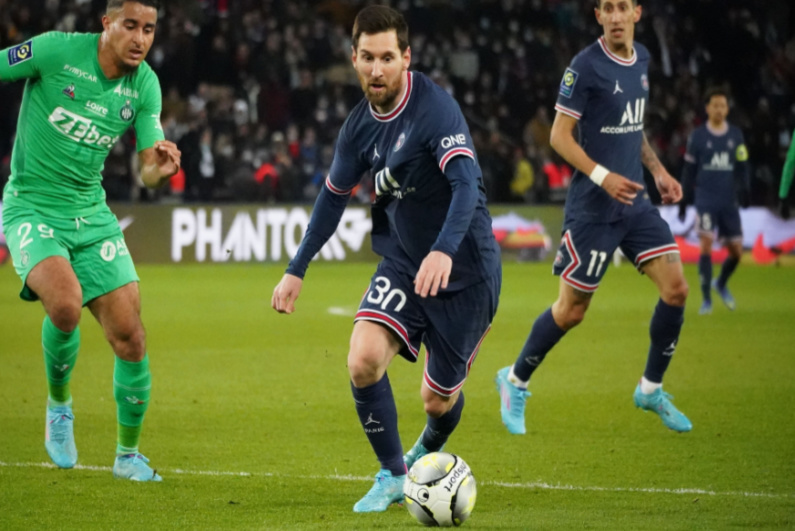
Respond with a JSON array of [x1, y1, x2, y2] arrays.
[[47, 106, 119, 148]]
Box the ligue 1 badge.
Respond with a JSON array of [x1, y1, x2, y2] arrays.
[[119, 100, 135, 122], [641, 74, 649, 91]]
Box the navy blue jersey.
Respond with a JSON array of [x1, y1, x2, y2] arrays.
[[683, 123, 749, 209], [288, 71, 500, 290], [555, 37, 655, 223]]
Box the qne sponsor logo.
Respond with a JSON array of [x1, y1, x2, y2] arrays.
[[47, 107, 118, 148], [440, 133, 467, 149], [171, 207, 372, 262], [601, 98, 646, 134]]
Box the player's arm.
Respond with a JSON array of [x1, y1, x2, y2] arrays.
[[641, 132, 681, 204], [734, 136, 750, 208], [138, 141, 181, 188], [779, 129, 795, 219], [549, 111, 642, 206], [679, 133, 697, 220]]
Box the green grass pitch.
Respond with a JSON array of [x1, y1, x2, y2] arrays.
[[1, 261, 793, 529]]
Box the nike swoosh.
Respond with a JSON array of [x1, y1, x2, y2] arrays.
[[118, 216, 135, 231]]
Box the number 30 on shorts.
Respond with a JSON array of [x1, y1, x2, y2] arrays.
[[366, 276, 407, 312]]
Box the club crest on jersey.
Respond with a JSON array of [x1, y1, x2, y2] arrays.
[[559, 68, 578, 98], [641, 74, 649, 91], [8, 41, 32, 66], [119, 100, 135, 122], [394, 132, 406, 152], [63, 84, 75, 99]]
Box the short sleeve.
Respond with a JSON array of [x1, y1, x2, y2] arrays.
[[427, 92, 477, 173], [684, 131, 698, 164], [735, 130, 748, 162], [0, 32, 63, 82], [554, 54, 590, 120], [133, 69, 166, 151]]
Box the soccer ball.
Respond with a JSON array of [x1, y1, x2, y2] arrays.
[[403, 452, 477, 527]]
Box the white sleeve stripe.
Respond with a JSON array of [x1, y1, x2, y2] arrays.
[[325, 176, 351, 195], [440, 148, 475, 172], [554, 103, 581, 119]]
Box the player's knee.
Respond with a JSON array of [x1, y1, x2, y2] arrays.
[[48, 303, 82, 333], [109, 325, 147, 362], [423, 396, 449, 419], [347, 349, 383, 387], [661, 278, 689, 306], [555, 305, 587, 330]]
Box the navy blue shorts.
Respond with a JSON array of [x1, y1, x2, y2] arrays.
[[552, 209, 679, 293], [695, 204, 742, 241], [355, 259, 501, 397]]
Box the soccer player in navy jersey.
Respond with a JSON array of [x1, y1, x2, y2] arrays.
[[678, 87, 750, 314], [496, 0, 693, 435], [271, 5, 501, 513]]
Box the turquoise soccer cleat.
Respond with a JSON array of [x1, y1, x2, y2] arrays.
[[496, 366, 531, 435], [633, 384, 693, 432], [712, 279, 736, 310], [353, 469, 406, 513], [45, 404, 78, 468], [403, 432, 442, 470], [113, 453, 163, 482], [698, 300, 712, 315]]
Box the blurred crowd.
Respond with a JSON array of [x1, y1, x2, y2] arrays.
[[1, 0, 794, 207]]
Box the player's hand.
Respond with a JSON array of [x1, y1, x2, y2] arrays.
[[780, 200, 791, 220], [414, 250, 453, 298], [678, 203, 687, 222], [272, 273, 303, 314], [601, 172, 644, 206], [654, 171, 682, 205], [154, 140, 181, 178]]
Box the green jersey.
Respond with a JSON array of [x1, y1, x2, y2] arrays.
[[781, 129, 795, 200], [0, 32, 164, 217]]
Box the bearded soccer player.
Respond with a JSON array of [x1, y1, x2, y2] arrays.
[[272, 5, 500, 513], [496, 0, 692, 435], [679, 88, 750, 314], [0, 0, 180, 481]]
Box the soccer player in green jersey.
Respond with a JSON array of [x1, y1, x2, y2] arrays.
[[0, 0, 180, 481], [780, 129, 795, 220]]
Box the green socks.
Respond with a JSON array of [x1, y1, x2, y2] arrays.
[[113, 354, 151, 455], [42, 316, 80, 404]]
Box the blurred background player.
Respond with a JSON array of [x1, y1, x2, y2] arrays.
[[780, 129, 795, 220], [496, 0, 692, 435], [272, 5, 500, 513], [0, 0, 180, 481], [679, 87, 750, 314]]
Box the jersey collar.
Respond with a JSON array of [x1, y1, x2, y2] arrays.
[[369, 71, 413, 122], [706, 121, 729, 136], [598, 36, 637, 66]]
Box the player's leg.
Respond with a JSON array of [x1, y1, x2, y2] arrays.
[[635, 254, 692, 432], [713, 208, 743, 310], [87, 282, 160, 481], [697, 214, 714, 315], [77, 208, 159, 481], [497, 224, 614, 435], [4, 210, 82, 468], [408, 270, 498, 462], [348, 320, 405, 512]]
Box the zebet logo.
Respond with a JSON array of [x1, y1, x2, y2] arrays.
[[601, 98, 646, 134], [48, 107, 118, 148], [171, 207, 372, 263]]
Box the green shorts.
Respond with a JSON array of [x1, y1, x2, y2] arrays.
[[2, 204, 139, 305]]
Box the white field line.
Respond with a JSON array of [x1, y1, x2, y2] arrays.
[[1, 461, 792, 499]]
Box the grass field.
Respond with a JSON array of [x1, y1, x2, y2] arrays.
[[1, 260, 794, 530]]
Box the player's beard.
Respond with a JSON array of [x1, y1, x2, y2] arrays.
[[360, 75, 402, 112]]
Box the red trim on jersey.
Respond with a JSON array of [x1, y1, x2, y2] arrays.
[[634, 244, 680, 266], [560, 231, 599, 293], [354, 310, 419, 358], [422, 325, 490, 397], [554, 103, 581, 120], [369, 72, 413, 122], [439, 148, 475, 172], [598, 36, 637, 66], [325, 176, 351, 195]]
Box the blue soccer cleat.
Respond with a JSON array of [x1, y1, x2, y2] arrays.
[[712, 279, 736, 310], [113, 453, 163, 482], [45, 404, 77, 469], [353, 469, 406, 513], [633, 384, 693, 432], [403, 432, 442, 470], [496, 366, 531, 435], [698, 300, 712, 315]]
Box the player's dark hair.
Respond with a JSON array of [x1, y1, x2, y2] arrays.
[[594, 0, 638, 8], [704, 86, 730, 104], [106, 0, 160, 12], [352, 5, 409, 53]]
